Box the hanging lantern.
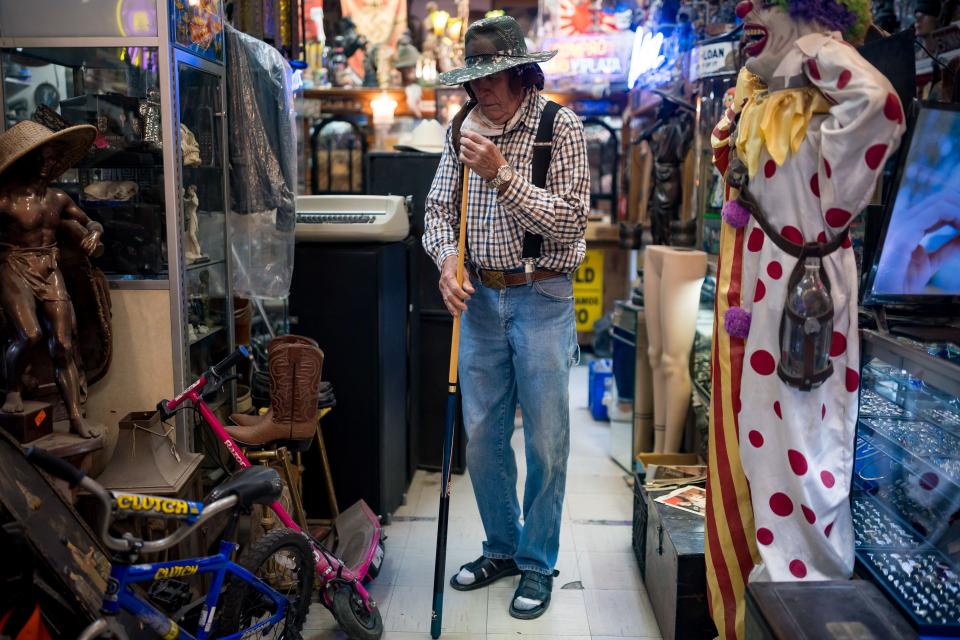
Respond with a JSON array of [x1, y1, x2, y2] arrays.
[[778, 257, 834, 391]]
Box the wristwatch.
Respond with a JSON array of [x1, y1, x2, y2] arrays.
[[488, 164, 515, 190]]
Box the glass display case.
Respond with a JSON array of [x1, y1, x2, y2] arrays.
[[691, 274, 716, 407], [0, 0, 234, 449], [852, 329, 960, 635]]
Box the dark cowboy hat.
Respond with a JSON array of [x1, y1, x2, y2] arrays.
[[652, 82, 695, 113], [438, 15, 556, 86]]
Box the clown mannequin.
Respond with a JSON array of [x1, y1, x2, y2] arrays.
[[705, 0, 905, 635]]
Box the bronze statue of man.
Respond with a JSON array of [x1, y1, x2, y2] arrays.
[[0, 121, 101, 438]]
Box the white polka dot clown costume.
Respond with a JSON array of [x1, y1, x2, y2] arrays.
[[706, 0, 905, 617]]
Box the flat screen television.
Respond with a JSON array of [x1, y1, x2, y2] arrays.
[[863, 102, 960, 309]]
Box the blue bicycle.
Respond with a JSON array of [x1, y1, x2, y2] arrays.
[[25, 448, 314, 639]]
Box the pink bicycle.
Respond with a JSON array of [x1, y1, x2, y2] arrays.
[[158, 346, 385, 639]]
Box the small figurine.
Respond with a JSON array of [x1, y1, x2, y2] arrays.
[[182, 185, 204, 263], [0, 121, 102, 438], [180, 123, 202, 166]]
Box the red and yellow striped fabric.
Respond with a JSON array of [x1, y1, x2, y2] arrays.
[[705, 99, 761, 638], [705, 218, 761, 639]]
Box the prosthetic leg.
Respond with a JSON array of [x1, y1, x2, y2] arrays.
[[643, 246, 707, 453]]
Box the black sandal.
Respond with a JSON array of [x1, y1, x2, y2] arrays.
[[449, 556, 519, 591], [508, 569, 559, 620]]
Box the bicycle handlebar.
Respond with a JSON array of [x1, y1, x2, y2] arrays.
[[26, 447, 86, 487], [27, 447, 238, 554], [212, 345, 251, 377]]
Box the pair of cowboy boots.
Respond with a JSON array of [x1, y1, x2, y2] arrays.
[[226, 335, 323, 446]]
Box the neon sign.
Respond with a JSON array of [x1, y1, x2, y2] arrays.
[[116, 0, 158, 37], [541, 32, 635, 86], [627, 30, 665, 87]]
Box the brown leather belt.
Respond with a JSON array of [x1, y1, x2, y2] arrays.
[[468, 266, 564, 289]]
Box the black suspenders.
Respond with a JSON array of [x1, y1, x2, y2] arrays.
[[522, 100, 561, 264]]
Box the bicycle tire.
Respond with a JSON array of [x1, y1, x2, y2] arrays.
[[219, 527, 314, 638], [332, 585, 384, 640]]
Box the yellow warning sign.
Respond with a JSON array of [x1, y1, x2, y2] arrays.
[[574, 249, 604, 332]]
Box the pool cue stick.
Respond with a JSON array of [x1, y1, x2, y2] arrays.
[[431, 165, 470, 639]]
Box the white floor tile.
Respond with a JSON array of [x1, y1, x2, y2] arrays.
[[384, 584, 487, 634], [487, 587, 591, 636], [566, 492, 633, 522], [577, 552, 643, 591], [382, 633, 486, 640], [488, 635, 592, 640], [583, 589, 661, 638], [565, 473, 632, 495], [572, 523, 633, 554], [404, 515, 485, 553], [382, 520, 414, 556], [395, 546, 483, 587]]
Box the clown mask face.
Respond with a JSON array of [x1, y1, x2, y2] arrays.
[[736, 1, 821, 82]]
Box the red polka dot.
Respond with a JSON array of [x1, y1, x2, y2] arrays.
[[817, 231, 827, 243], [824, 159, 832, 178], [748, 430, 765, 448], [781, 225, 803, 245], [754, 279, 766, 302], [790, 559, 808, 578], [821, 470, 836, 488], [830, 332, 847, 357], [810, 173, 820, 198], [764, 159, 777, 178], [770, 492, 794, 516], [788, 449, 809, 476], [734, 396, 742, 415], [826, 208, 852, 228], [806, 59, 821, 80], [821, 403, 827, 420], [802, 505, 817, 524], [767, 261, 783, 280], [751, 350, 776, 376], [920, 472, 940, 491], [837, 69, 852, 89], [757, 528, 774, 545], [884, 94, 904, 124], [825, 522, 834, 537], [865, 144, 888, 170], [845, 367, 860, 393], [841, 234, 852, 249], [747, 227, 764, 252], [773, 401, 782, 419]]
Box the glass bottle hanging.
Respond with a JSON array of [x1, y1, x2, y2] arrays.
[[778, 257, 834, 391]]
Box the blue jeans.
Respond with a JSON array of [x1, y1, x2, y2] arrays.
[[459, 272, 579, 576]]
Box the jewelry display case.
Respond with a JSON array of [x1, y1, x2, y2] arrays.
[[0, 0, 234, 449], [852, 329, 960, 635]]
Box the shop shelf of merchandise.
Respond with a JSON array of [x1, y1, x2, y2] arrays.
[[0, 0, 236, 452], [862, 329, 960, 398]]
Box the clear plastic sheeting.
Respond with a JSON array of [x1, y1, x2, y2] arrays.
[[225, 24, 297, 298]]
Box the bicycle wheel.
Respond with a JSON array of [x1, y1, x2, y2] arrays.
[[332, 585, 383, 640], [220, 528, 314, 638]]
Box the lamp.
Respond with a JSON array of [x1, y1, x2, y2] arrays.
[[371, 91, 398, 125], [447, 18, 463, 41], [432, 10, 450, 36]]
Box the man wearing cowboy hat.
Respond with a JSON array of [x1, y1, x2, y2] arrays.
[[0, 120, 102, 438], [422, 15, 589, 619]]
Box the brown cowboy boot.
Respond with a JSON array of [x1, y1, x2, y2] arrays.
[[226, 340, 323, 445], [229, 335, 320, 428]]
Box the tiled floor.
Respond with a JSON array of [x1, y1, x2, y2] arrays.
[[304, 364, 661, 639]]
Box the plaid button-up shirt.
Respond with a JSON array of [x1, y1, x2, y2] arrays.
[[422, 92, 590, 273]]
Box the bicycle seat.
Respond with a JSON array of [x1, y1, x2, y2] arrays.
[[206, 466, 283, 508]]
